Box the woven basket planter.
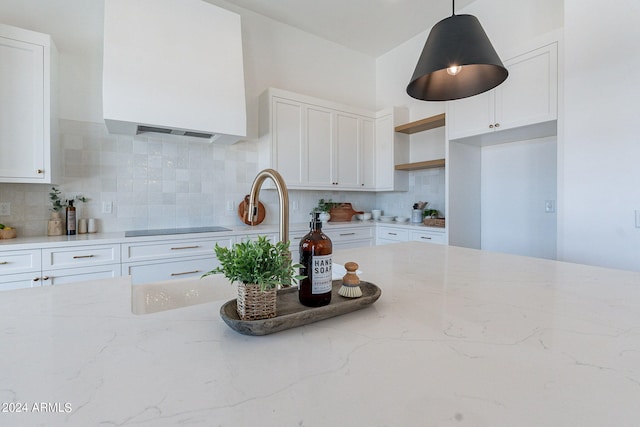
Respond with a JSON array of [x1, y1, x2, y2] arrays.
[[423, 217, 446, 228], [236, 283, 277, 321]]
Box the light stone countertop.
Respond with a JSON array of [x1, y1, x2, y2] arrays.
[[3, 241, 638, 426], [0, 220, 443, 250]]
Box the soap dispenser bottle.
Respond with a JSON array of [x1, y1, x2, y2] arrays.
[[299, 212, 333, 307], [66, 200, 76, 235]]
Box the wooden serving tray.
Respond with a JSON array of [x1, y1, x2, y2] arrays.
[[219, 280, 381, 335]]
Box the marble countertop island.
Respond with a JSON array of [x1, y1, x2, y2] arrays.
[[2, 242, 640, 426]]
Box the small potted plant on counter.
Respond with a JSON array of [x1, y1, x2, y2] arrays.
[[313, 198, 339, 223], [423, 209, 445, 227], [203, 236, 304, 320], [47, 186, 66, 236]]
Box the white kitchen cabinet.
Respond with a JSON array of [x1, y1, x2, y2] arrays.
[[376, 225, 446, 245], [259, 88, 377, 191], [305, 104, 334, 188], [376, 226, 409, 245], [375, 108, 410, 191], [42, 244, 121, 269], [447, 42, 558, 143], [0, 272, 42, 291], [124, 257, 219, 285], [42, 265, 122, 286], [0, 24, 59, 183], [41, 243, 121, 286], [122, 236, 233, 285], [326, 226, 374, 250], [0, 248, 42, 290], [410, 230, 446, 245]]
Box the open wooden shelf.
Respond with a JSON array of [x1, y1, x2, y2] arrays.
[[394, 113, 445, 134], [394, 158, 445, 171]]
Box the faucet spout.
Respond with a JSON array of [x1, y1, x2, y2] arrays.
[[247, 169, 289, 244]]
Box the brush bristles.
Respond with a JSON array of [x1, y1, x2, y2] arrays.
[[338, 285, 362, 298]]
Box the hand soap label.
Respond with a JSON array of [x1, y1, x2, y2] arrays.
[[311, 255, 332, 294]]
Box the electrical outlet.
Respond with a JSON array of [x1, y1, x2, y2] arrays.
[[226, 201, 234, 211], [292, 200, 299, 211], [0, 202, 10, 216], [636, 210, 640, 228], [545, 200, 555, 213], [102, 201, 113, 214]]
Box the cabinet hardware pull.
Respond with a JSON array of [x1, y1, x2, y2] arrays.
[[170, 270, 200, 276], [170, 245, 200, 250], [0, 261, 8, 265], [388, 232, 397, 236], [421, 236, 432, 240], [42, 276, 50, 280], [73, 255, 95, 259], [495, 123, 500, 128], [339, 232, 356, 236], [489, 124, 494, 128], [37, 169, 44, 174], [33, 277, 40, 282]]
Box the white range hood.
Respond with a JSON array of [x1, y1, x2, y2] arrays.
[[102, 0, 247, 144]]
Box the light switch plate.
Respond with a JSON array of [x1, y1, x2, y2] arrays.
[[0, 202, 10, 216]]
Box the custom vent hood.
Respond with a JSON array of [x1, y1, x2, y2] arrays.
[[102, 0, 247, 144]]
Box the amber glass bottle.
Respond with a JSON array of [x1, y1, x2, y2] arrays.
[[299, 213, 333, 307], [66, 200, 76, 235]]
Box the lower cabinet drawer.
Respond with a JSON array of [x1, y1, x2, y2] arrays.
[[0, 272, 42, 291], [122, 237, 233, 262], [376, 227, 409, 242], [410, 231, 446, 245], [124, 257, 219, 285], [326, 226, 374, 242], [42, 244, 120, 269], [42, 265, 122, 286], [0, 249, 41, 275]]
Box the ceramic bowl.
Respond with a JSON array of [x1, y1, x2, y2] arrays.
[[361, 212, 372, 221], [395, 216, 409, 222], [379, 215, 396, 222]]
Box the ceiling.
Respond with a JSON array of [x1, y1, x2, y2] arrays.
[[224, 0, 476, 56], [0, 0, 474, 57]]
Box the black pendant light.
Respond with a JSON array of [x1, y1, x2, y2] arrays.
[[407, 0, 508, 101]]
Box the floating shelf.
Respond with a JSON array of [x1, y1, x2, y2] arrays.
[[394, 113, 445, 134], [395, 159, 445, 171]]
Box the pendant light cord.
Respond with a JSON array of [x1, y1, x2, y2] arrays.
[[452, 0, 455, 16]]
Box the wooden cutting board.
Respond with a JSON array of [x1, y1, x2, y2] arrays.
[[238, 195, 266, 225]]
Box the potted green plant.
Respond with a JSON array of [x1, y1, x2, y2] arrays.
[[47, 187, 66, 236], [423, 209, 439, 219], [313, 198, 339, 223], [203, 236, 304, 320]]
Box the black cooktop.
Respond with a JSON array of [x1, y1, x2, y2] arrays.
[[125, 226, 231, 237]]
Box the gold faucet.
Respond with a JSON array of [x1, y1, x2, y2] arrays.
[[247, 169, 289, 244]]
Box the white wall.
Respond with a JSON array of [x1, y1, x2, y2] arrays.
[[481, 137, 557, 259], [561, 0, 640, 271]]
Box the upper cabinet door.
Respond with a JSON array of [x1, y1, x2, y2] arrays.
[[447, 90, 494, 141], [0, 27, 56, 183], [334, 112, 361, 189], [360, 117, 376, 189], [306, 105, 334, 187], [447, 42, 558, 143], [496, 43, 558, 130], [271, 97, 304, 187]]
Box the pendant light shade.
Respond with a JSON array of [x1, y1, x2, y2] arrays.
[[407, 12, 508, 101]]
